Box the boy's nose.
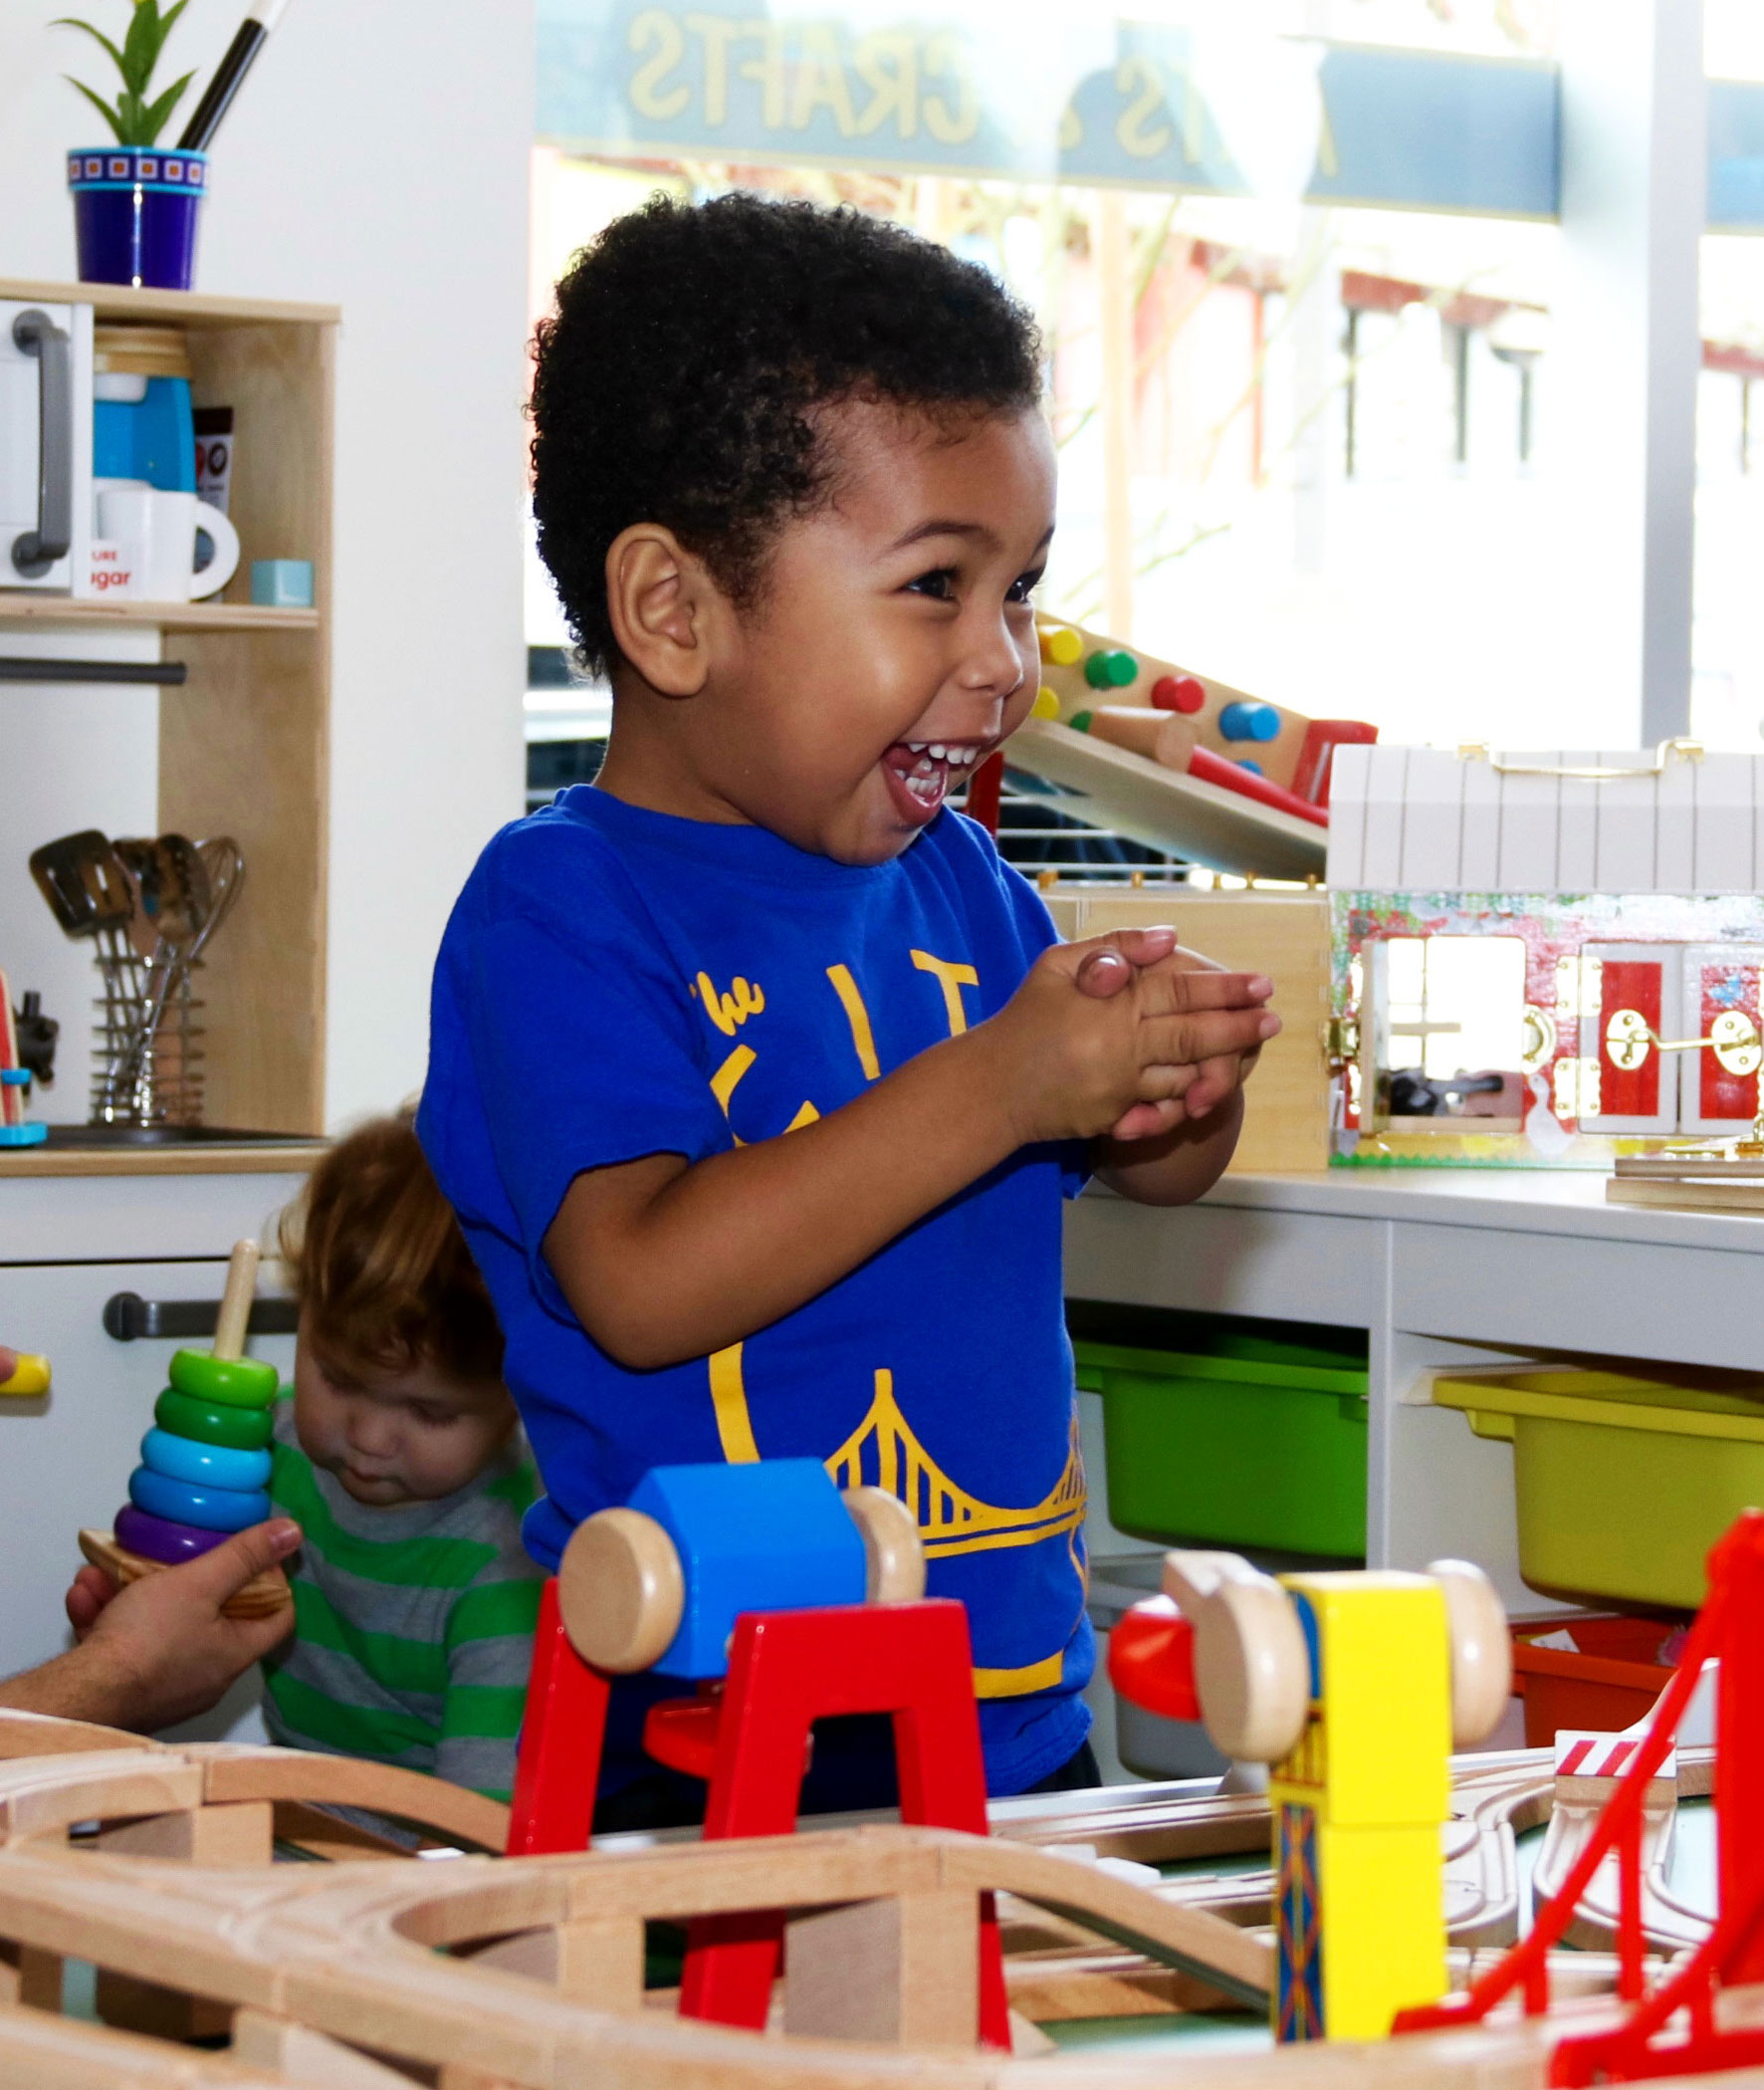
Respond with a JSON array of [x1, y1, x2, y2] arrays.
[[956, 610, 1030, 703], [345, 1406, 400, 1457]]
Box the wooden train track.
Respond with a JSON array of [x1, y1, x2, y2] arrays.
[[0, 1713, 1733, 2090]]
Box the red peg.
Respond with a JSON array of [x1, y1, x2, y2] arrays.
[[1151, 674, 1207, 715], [1108, 1594, 1202, 1721]]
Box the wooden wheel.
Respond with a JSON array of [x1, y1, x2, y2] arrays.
[[842, 1487, 925, 1604], [1162, 1550, 1309, 1763], [1429, 1557, 1512, 1746], [556, 1508, 685, 1673]]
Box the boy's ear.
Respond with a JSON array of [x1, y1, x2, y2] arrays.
[[604, 525, 718, 696]]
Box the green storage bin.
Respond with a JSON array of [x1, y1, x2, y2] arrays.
[[1433, 1368, 1764, 1609], [1073, 1315, 1369, 1559]]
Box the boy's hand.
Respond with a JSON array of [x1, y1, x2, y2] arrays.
[[1076, 939, 1273, 1141], [985, 933, 1278, 1147]]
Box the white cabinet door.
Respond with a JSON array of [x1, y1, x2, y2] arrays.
[[0, 1258, 295, 1740]]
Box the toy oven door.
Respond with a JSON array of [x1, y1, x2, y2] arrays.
[[0, 299, 94, 595]]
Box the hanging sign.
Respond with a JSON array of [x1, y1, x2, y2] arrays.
[[538, 4, 1563, 219]]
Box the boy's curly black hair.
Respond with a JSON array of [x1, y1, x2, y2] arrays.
[[531, 191, 1044, 678]]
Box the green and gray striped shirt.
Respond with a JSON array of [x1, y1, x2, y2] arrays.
[[262, 1399, 545, 1801]]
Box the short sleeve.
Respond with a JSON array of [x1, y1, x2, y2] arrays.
[[422, 823, 727, 1288]]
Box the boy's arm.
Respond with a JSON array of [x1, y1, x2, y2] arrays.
[[437, 1577, 546, 1805], [545, 933, 1277, 1369]]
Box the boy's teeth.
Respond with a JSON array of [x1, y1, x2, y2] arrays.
[[907, 742, 928, 753], [929, 744, 947, 760]]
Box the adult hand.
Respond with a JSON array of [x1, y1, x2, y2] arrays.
[[0, 1520, 301, 1733]]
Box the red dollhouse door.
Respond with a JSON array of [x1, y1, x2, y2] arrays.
[[1677, 946, 1764, 1137], [1580, 944, 1680, 1135]]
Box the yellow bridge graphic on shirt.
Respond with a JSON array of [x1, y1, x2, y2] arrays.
[[709, 1356, 1087, 1559], [825, 1369, 1087, 1562], [706, 1355, 1088, 1698]]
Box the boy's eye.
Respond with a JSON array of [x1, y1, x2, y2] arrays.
[[905, 566, 959, 601], [1006, 566, 1045, 606]]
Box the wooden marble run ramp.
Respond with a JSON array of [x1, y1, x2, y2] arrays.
[[0, 1704, 1753, 2090], [1005, 718, 1329, 881]]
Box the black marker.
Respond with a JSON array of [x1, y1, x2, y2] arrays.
[[176, 0, 290, 154]]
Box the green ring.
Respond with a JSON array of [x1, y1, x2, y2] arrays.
[[154, 1385, 276, 1450], [168, 1348, 281, 1409]]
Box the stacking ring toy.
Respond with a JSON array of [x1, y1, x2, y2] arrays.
[[168, 1348, 280, 1409], [114, 1503, 231, 1563], [128, 1466, 270, 1532], [139, 1426, 272, 1493], [154, 1385, 275, 1451]]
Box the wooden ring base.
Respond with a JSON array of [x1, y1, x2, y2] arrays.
[[78, 1527, 292, 1621]]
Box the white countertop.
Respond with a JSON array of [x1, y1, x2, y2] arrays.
[[1179, 1165, 1764, 1254]]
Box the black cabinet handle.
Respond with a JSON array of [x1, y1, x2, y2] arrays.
[[103, 1292, 300, 1342]]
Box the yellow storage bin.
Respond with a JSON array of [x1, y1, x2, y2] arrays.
[[1432, 1368, 1764, 1610]]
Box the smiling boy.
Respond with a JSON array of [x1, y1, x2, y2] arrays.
[[419, 194, 1279, 1816]]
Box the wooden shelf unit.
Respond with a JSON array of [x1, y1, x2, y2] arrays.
[[1, 278, 336, 1135], [0, 596, 318, 631]]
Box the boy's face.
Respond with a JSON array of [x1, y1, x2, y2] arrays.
[[294, 1320, 515, 1508], [615, 402, 1056, 866]]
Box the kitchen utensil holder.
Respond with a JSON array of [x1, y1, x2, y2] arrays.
[[89, 945, 206, 1127]]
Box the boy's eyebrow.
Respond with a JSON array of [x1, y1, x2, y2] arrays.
[[886, 520, 1055, 556]]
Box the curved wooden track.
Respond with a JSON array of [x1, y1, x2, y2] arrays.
[[0, 1715, 1745, 2090]]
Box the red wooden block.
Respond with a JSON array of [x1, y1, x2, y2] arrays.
[[678, 1599, 1009, 2050], [506, 1579, 611, 1857]]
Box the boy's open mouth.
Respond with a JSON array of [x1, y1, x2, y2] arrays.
[[881, 740, 990, 824]]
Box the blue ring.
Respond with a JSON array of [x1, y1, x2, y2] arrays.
[[127, 1465, 270, 1532], [139, 1427, 272, 1494]]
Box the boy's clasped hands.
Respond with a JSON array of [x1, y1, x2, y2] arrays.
[[992, 924, 1278, 1149]]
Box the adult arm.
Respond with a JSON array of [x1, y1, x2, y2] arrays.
[[2, 1519, 302, 1733]]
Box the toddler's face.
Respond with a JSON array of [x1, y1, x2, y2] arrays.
[[626, 401, 1056, 866], [294, 1324, 515, 1507]]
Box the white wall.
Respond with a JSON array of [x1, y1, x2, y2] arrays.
[[0, 0, 533, 1129]]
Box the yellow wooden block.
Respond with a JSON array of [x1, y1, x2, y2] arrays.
[[1031, 684, 1060, 720], [1277, 1573, 1449, 1826], [1314, 1820, 1446, 2039], [1037, 623, 1083, 666]]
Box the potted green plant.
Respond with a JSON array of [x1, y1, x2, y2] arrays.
[[60, 1, 209, 289]]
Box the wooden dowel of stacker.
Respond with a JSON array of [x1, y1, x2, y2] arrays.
[[213, 1239, 260, 1361]]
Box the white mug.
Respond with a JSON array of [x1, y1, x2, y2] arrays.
[[96, 483, 240, 603]]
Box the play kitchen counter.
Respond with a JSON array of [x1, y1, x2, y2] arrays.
[[0, 1155, 312, 1716], [3, 276, 334, 1137], [1065, 1168, 1764, 1614]]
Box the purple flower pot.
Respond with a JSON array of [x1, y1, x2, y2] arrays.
[[68, 146, 208, 291]]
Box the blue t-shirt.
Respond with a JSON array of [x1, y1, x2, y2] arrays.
[[418, 786, 1094, 1794]]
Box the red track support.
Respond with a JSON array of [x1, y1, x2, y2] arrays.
[[506, 1578, 611, 1856], [504, 1586, 1009, 2050], [1393, 1511, 1764, 2083], [673, 1599, 1010, 2050]]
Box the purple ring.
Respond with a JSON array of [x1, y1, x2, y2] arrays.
[[114, 1503, 230, 1563]]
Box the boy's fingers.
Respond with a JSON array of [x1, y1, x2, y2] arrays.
[[1139, 1008, 1280, 1067], [1185, 1052, 1251, 1120], [0, 1347, 15, 1383], [1110, 1096, 1190, 1142], [1074, 948, 1133, 999], [1137, 967, 1273, 1015]]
